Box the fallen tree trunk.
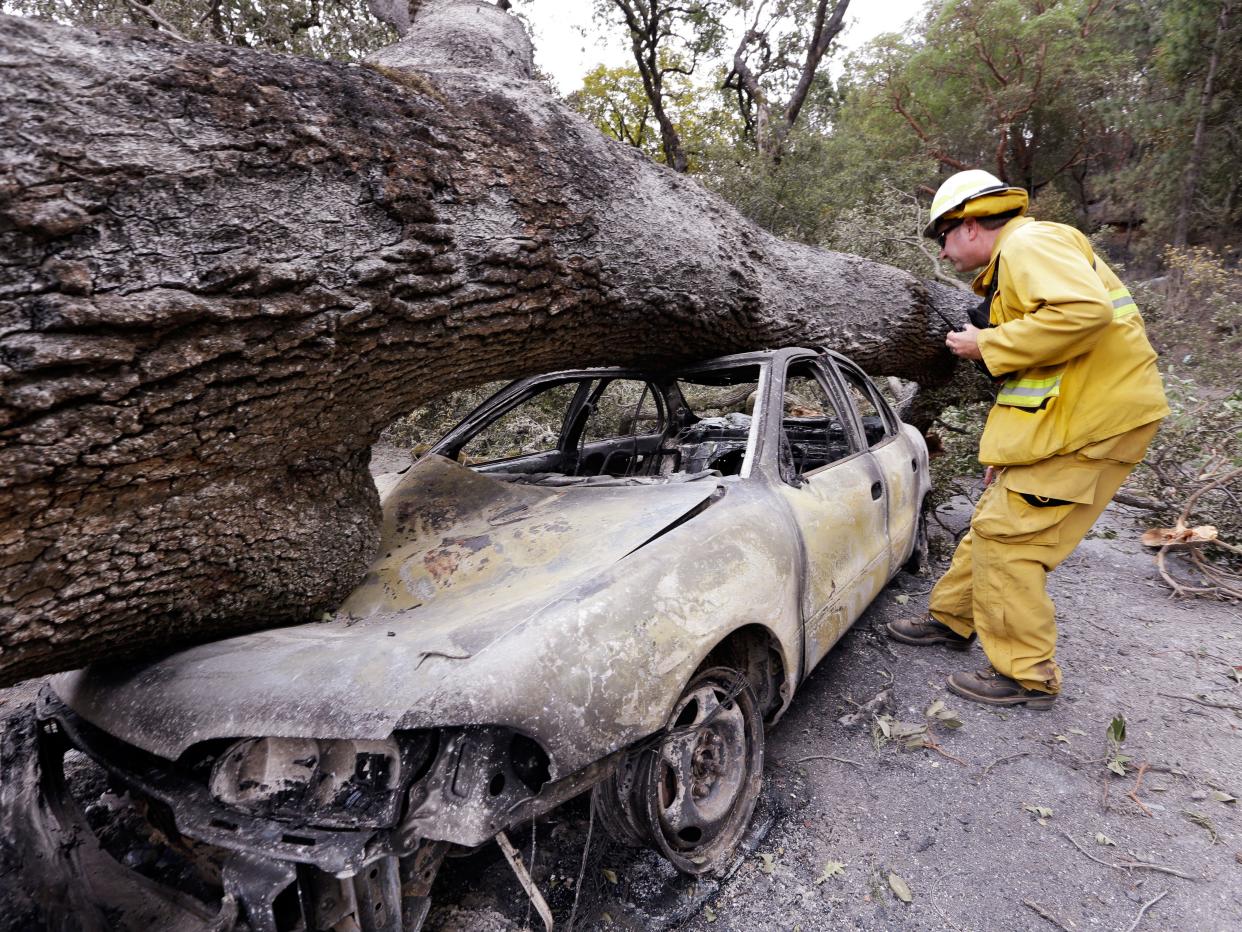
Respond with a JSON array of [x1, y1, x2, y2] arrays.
[[0, 1, 975, 686]]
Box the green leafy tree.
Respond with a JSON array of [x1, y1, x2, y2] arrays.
[[592, 0, 730, 172], [851, 0, 1123, 203], [1150, 0, 1240, 246], [724, 0, 851, 161], [568, 61, 739, 170]]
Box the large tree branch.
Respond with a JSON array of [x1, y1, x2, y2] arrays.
[[0, 2, 971, 685]]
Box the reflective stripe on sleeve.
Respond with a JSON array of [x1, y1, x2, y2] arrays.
[[996, 374, 1062, 408], [1109, 287, 1138, 320]]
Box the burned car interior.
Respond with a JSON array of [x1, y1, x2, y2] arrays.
[[27, 348, 931, 932], [437, 363, 764, 484]]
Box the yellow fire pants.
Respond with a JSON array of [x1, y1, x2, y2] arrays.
[[928, 421, 1160, 694]]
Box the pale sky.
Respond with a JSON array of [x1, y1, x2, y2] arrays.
[[519, 0, 929, 94]]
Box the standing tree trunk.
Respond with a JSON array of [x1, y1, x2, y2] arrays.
[[609, 0, 695, 173], [1173, 0, 1233, 247], [727, 0, 849, 161], [0, 0, 973, 687]]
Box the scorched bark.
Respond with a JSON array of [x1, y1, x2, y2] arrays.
[[0, 1, 973, 685]]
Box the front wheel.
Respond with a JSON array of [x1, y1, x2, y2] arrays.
[[638, 667, 764, 875], [592, 667, 764, 876]]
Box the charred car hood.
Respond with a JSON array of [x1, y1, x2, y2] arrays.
[[51, 455, 718, 762]]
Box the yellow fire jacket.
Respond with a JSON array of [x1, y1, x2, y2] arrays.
[[974, 217, 1169, 469]]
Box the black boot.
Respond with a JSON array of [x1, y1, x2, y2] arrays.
[[886, 615, 975, 650], [947, 668, 1056, 710]]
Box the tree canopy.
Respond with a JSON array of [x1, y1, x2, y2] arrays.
[[568, 0, 1240, 263]]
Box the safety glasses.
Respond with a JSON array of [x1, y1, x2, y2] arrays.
[[936, 221, 963, 249]]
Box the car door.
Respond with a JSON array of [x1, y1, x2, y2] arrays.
[[772, 357, 890, 672], [830, 359, 919, 573]]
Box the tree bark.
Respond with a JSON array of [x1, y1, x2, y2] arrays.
[[0, 1, 973, 686], [1173, 0, 1233, 247]]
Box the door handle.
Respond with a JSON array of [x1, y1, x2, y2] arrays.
[[871, 481, 882, 500]]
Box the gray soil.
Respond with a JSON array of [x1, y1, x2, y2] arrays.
[[2, 441, 1239, 931]]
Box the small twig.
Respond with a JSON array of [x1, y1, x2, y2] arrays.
[[925, 742, 968, 766], [1111, 491, 1166, 510], [1158, 693, 1242, 712], [1178, 465, 1242, 526], [496, 830, 554, 932], [566, 797, 596, 931], [930, 899, 968, 932], [792, 754, 863, 768], [1127, 762, 1153, 817], [1057, 829, 1198, 881], [979, 751, 1031, 777], [1058, 829, 1116, 868], [931, 416, 974, 436], [1024, 898, 1076, 931], [1114, 859, 1197, 880], [1124, 890, 1168, 932]]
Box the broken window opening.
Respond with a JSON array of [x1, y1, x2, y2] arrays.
[[837, 365, 896, 449], [780, 361, 853, 481]]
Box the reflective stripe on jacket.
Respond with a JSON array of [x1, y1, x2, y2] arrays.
[[973, 217, 1169, 466]]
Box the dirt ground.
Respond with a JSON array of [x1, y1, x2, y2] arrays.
[[2, 444, 1239, 931]]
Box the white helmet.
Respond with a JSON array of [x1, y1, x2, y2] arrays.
[[925, 169, 1028, 238]]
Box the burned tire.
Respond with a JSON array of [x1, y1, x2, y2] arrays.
[[590, 749, 647, 848], [903, 500, 930, 575], [637, 666, 764, 876], [592, 666, 764, 875]]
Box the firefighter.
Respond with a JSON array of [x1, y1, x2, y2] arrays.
[[886, 170, 1169, 709]]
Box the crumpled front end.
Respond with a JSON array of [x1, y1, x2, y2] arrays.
[[23, 686, 614, 931]]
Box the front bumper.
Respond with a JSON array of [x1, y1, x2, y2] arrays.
[[18, 686, 619, 931]]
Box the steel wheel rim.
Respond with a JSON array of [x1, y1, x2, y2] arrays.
[[639, 667, 763, 875]]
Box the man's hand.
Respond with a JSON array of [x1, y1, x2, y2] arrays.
[[983, 466, 995, 487], [946, 324, 984, 361]]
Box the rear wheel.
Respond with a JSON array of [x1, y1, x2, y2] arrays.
[[903, 500, 930, 574], [593, 666, 764, 876]]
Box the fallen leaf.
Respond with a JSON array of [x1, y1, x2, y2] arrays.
[[1107, 716, 1127, 745], [601, 868, 618, 885], [757, 852, 775, 874], [1068, 727, 1087, 736], [1054, 734, 1070, 744], [1140, 522, 1218, 548], [1209, 790, 1237, 804], [1107, 754, 1132, 776], [1095, 833, 1116, 846], [888, 872, 913, 903], [895, 594, 910, 605], [815, 860, 847, 884], [1183, 810, 1220, 844], [704, 905, 717, 923], [889, 720, 928, 739], [1023, 804, 1053, 820], [925, 701, 964, 729]]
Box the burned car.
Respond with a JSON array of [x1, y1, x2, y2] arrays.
[[32, 347, 930, 930]]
